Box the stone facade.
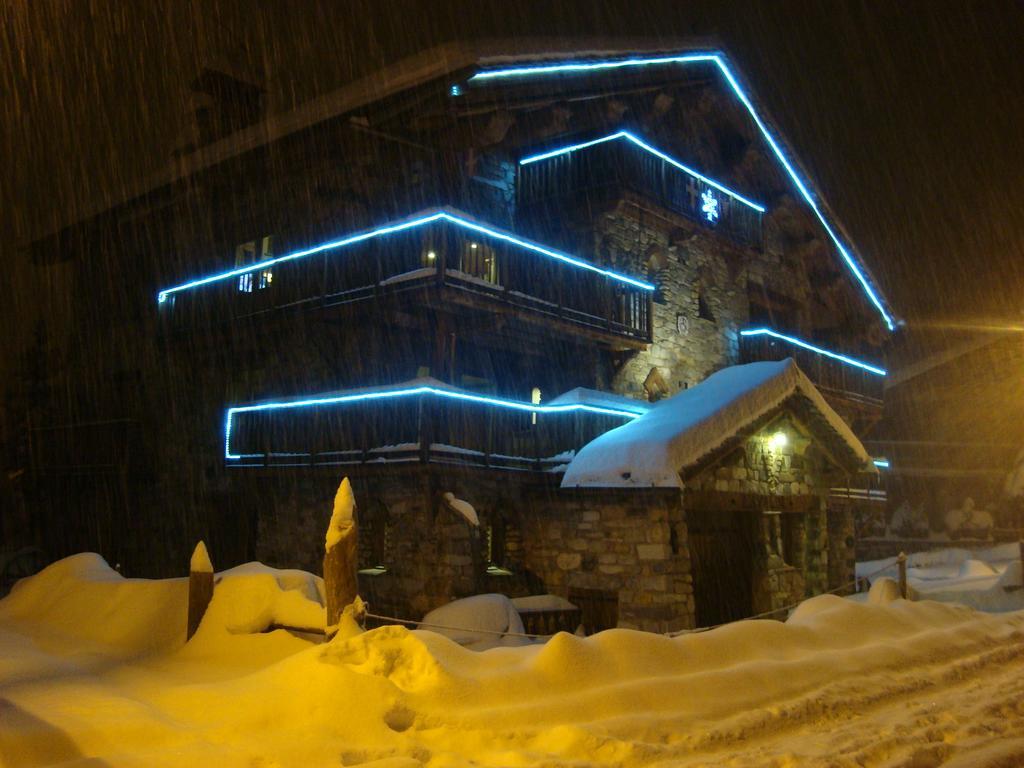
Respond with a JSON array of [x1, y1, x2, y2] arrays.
[[519, 488, 694, 633], [249, 407, 856, 634], [686, 414, 830, 498], [253, 471, 488, 619], [250, 469, 696, 632], [16, 47, 883, 631], [681, 414, 853, 620], [593, 197, 748, 400], [826, 505, 858, 594]]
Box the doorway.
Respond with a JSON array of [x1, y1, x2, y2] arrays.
[[687, 509, 758, 627]]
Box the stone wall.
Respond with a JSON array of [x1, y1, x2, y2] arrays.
[[251, 470, 493, 619], [826, 505, 858, 594], [753, 562, 805, 618], [248, 468, 695, 633], [247, 411, 855, 632], [803, 506, 830, 597], [686, 414, 831, 498], [588, 198, 748, 400], [682, 415, 848, 617], [519, 488, 694, 633]]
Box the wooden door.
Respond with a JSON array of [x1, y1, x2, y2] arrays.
[[688, 509, 758, 627]]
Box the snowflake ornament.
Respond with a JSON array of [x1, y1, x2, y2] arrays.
[[701, 190, 719, 223]]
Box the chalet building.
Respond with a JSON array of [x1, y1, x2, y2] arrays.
[[17, 41, 894, 631]]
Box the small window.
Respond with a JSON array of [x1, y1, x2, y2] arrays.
[[459, 239, 498, 284], [697, 291, 715, 322], [486, 516, 507, 567], [531, 387, 541, 425], [420, 232, 441, 269], [644, 248, 670, 305], [235, 235, 274, 292]]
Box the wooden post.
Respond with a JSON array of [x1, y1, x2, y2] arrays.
[[324, 477, 360, 636], [187, 541, 214, 640], [897, 551, 908, 599]]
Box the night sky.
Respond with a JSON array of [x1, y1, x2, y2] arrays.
[[3, 1, 1022, 341]]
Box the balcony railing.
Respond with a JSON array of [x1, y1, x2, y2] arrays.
[[738, 332, 884, 408], [518, 133, 764, 248], [225, 385, 640, 472], [159, 211, 653, 343]]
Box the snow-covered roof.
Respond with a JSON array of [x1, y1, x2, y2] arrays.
[[547, 387, 651, 416], [560, 359, 873, 488]]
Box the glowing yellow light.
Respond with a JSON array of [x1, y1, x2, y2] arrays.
[[470, 242, 478, 250], [426, 251, 437, 260], [770, 431, 787, 449]]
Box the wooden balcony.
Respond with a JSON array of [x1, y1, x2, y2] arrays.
[[225, 385, 638, 473], [517, 134, 763, 249], [159, 214, 652, 347], [738, 333, 884, 431]]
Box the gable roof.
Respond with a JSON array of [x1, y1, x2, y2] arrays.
[[461, 46, 895, 330], [560, 359, 873, 488], [27, 38, 895, 330]]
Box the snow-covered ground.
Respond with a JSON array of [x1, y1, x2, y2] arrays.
[[2, 553, 1024, 767], [857, 542, 1024, 613]]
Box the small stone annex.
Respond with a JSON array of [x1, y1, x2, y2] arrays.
[[253, 359, 874, 633]]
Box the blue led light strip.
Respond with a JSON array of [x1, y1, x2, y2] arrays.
[[740, 328, 887, 376], [224, 385, 644, 460], [872, 458, 890, 469], [470, 53, 895, 330], [520, 131, 765, 213], [470, 53, 720, 80], [158, 209, 653, 303]]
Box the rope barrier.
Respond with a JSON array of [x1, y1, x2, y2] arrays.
[[363, 611, 554, 640], [666, 560, 901, 637]]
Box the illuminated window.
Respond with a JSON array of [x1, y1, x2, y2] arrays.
[[420, 232, 441, 269], [486, 516, 507, 567], [459, 239, 498, 284], [531, 386, 541, 425], [235, 235, 274, 292]]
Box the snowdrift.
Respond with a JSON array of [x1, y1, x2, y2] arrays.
[[0, 554, 326, 662], [2, 555, 1024, 766], [420, 594, 528, 650], [0, 553, 188, 656]]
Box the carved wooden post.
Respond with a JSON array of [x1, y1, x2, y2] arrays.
[[187, 541, 214, 640], [897, 552, 908, 599], [324, 477, 360, 636]]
